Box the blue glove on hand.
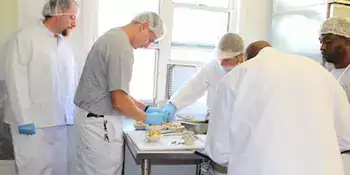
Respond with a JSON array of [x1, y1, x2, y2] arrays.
[[18, 123, 36, 135], [162, 103, 177, 122], [144, 112, 167, 125], [145, 106, 162, 113]]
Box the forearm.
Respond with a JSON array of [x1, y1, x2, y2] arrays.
[[7, 64, 32, 125], [170, 71, 208, 110], [111, 90, 146, 121], [129, 95, 147, 111]]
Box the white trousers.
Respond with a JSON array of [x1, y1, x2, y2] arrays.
[[75, 108, 124, 175], [67, 125, 78, 175], [10, 125, 68, 175], [343, 154, 350, 175]]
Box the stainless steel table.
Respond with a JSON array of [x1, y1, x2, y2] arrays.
[[123, 132, 203, 175]]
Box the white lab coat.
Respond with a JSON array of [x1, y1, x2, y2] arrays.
[[4, 21, 76, 127], [169, 59, 227, 117], [205, 47, 349, 175], [331, 67, 350, 175], [3, 20, 76, 175]]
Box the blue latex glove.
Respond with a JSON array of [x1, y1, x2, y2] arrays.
[[18, 123, 36, 135], [145, 106, 162, 113], [144, 112, 167, 125], [162, 103, 177, 122]]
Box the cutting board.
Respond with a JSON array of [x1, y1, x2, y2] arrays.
[[127, 131, 206, 151]]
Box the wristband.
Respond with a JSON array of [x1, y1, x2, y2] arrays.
[[144, 105, 150, 112]]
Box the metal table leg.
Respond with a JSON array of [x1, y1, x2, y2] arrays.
[[141, 159, 151, 175], [196, 163, 201, 175], [122, 142, 126, 175]]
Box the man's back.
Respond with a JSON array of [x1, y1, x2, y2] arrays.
[[224, 47, 347, 175]]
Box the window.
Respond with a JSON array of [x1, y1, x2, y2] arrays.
[[164, 0, 236, 116], [98, 0, 159, 101], [173, 0, 230, 8], [98, 0, 159, 36], [172, 8, 229, 46], [130, 49, 157, 100], [273, 0, 325, 13], [270, 3, 327, 61], [166, 64, 208, 119], [171, 47, 214, 64], [170, 2, 233, 63]]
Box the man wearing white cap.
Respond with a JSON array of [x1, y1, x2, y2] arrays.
[[320, 16, 350, 175], [74, 12, 166, 175], [3, 0, 79, 174], [161, 33, 244, 122]]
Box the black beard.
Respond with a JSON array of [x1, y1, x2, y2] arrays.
[[322, 51, 342, 64], [61, 29, 68, 37]]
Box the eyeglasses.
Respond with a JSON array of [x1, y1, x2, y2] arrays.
[[67, 15, 76, 20], [147, 28, 158, 43]]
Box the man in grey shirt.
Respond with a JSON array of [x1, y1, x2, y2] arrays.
[[74, 12, 166, 175]]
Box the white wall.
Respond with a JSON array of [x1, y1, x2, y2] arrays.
[[0, 0, 18, 46], [0, 0, 19, 80], [238, 0, 273, 45]]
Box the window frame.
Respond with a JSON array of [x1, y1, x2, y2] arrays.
[[156, 0, 238, 103]]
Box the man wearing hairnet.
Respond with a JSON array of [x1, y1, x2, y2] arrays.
[[205, 41, 350, 175], [74, 12, 166, 175], [2, 0, 79, 174], [319, 17, 350, 175], [162, 33, 244, 122]]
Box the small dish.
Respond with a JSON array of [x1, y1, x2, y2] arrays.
[[182, 131, 196, 145], [145, 130, 161, 142]]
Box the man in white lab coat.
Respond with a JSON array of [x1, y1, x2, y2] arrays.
[[205, 41, 350, 175], [3, 0, 79, 174], [162, 33, 244, 121], [320, 16, 350, 175]]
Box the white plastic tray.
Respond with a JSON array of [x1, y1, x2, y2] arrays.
[[127, 131, 206, 151]]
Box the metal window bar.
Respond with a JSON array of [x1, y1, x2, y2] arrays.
[[165, 64, 199, 99]]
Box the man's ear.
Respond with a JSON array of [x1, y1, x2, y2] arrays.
[[238, 53, 244, 63], [141, 23, 149, 30]]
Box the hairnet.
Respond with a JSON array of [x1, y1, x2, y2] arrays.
[[42, 0, 78, 17], [215, 33, 244, 60], [132, 12, 165, 39], [320, 17, 350, 38]]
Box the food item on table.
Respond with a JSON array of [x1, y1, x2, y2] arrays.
[[145, 130, 161, 142], [182, 131, 196, 145], [135, 121, 146, 126], [147, 130, 161, 137], [168, 123, 184, 130], [162, 122, 169, 128], [134, 121, 148, 130], [148, 125, 163, 131]]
